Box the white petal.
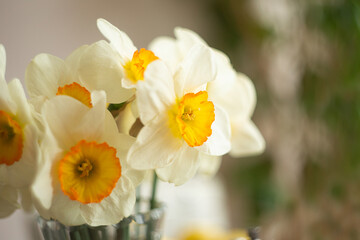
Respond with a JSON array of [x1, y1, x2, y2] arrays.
[[31, 132, 59, 212], [77, 40, 134, 103], [101, 114, 146, 186], [90, 90, 107, 108], [0, 87, 17, 118], [97, 18, 136, 62], [121, 77, 136, 89], [197, 105, 231, 156], [102, 110, 137, 163], [237, 72, 257, 117], [207, 64, 237, 108], [230, 120, 265, 157], [0, 44, 13, 113], [108, 132, 146, 187], [210, 72, 256, 119], [156, 146, 201, 186], [208, 70, 256, 120], [7, 79, 32, 123], [111, 134, 135, 165], [198, 153, 222, 177], [0, 70, 16, 114], [149, 36, 181, 73], [31, 158, 53, 213], [174, 45, 216, 96], [63, 44, 89, 83], [123, 168, 146, 188], [25, 54, 66, 99], [206, 50, 241, 115], [130, 98, 139, 119], [137, 60, 175, 124], [81, 175, 135, 226], [174, 27, 208, 53], [50, 188, 84, 226], [42, 96, 89, 150], [66, 45, 88, 63], [0, 44, 5, 78], [128, 117, 182, 170], [6, 125, 39, 187], [0, 186, 19, 218], [42, 91, 106, 150], [101, 110, 124, 143], [212, 48, 231, 66], [28, 95, 47, 114], [31, 130, 60, 220], [19, 187, 33, 212]]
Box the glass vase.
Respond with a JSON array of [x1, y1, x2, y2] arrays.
[[37, 201, 165, 240]]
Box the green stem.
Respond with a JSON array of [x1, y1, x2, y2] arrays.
[[146, 172, 159, 240], [150, 172, 158, 210], [88, 226, 108, 240], [122, 225, 130, 240], [70, 231, 82, 240], [135, 186, 141, 239], [70, 226, 90, 240], [107, 102, 126, 112], [116, 218, 131, 240], [79, 226, 91, 240]]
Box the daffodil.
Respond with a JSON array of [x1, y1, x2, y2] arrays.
[[179, 226, 251, 240], [31, 91, 144, 226], [128, 45, 231, 185], [150, 27, 265, 158], [0, 44, 41, 216], [96, 18, 159, 90], [209, 72, 265, 157], [25, 41, 133, 109]]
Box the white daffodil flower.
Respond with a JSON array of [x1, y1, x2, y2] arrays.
[[31, 91, 144, 226], [0, 44, 41, 216], [96, 18, 160, 90], [25, 41, 133, 109], [150, 27, 265, 158], [211, 72, 265, 157], [128, 45, 231, 186]]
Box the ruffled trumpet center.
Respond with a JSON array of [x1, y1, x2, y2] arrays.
[[168, 91, 215, 147], [58, 140, 121, 204], [0, 110, 24, 166]]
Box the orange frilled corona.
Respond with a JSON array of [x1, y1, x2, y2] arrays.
[[168, 91, 215, 147], [56, 82, 93, 108], [123, 48, 159, 83], [0, 110, 24, 166], [58, 140, 121, 204]]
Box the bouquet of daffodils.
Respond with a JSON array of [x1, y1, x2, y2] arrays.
[[0, 19, 264, 239]]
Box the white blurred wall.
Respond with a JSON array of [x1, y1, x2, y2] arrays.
[[0, 0, 217, 84]]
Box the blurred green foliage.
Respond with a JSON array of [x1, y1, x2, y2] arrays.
[[231, 157, 285, 225], [209, 0, 360, 237], [303, 3, 360, 237], [303, 0, 360, 193]]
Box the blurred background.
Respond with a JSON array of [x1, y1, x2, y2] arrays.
[[1, 0, 359, 239]]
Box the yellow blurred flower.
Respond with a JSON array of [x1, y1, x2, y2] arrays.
[[178, 226, 251, 240]]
